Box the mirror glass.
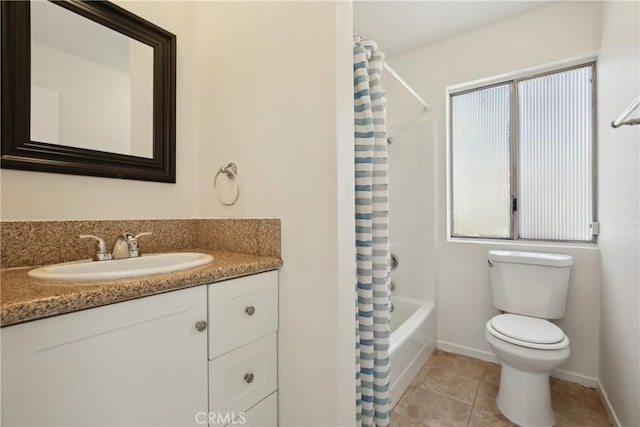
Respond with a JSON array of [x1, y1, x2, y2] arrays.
[[30, 0, 154, 158], [1, 0, 176, 182]]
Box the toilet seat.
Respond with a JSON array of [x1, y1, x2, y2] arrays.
[[491, 314, 564, 344], [486, 314, 569, 350]]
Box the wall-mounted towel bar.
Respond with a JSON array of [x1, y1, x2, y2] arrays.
[[611, 94, 640, 128]]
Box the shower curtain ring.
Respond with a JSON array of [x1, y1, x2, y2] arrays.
[[214, 163, 240, 206]]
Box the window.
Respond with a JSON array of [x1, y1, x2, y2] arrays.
[[449, 63, 596, 243]]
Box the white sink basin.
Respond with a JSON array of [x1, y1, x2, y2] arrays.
[[28, 252, 214, 282]]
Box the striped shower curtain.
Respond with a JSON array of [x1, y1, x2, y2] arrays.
[[353, 36, 391, 427]]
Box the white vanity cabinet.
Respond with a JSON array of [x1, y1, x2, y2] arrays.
[[1, 286, 209, 427], [1, 270, 279, 427], [208, 270, 279, 427]]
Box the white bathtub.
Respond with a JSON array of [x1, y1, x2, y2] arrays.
[[389, 297, 436, 407]]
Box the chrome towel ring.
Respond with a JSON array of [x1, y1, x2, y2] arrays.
[[214, 163, 240, 206]]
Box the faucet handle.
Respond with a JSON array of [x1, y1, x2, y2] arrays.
[[79, 235, 113, 261], [127, 232, 152, 257]]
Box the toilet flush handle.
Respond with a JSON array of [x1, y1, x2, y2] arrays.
[[487, 259, 493, 267]]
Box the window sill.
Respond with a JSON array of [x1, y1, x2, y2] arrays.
[[446, 237, 598, 251]]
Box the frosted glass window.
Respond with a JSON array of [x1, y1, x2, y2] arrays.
[[451, 84, 511, 238], [517, 67, 593, 241], [449, 63, 596, 242]]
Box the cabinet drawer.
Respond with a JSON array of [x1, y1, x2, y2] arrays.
[[229, 392, 277, 427], [209, 333, 277, 417], [208, 271, 278, 358]]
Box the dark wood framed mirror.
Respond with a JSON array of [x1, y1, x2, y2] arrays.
[[1, 1, 176, 183]]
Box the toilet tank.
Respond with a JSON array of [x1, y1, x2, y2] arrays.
[[488, 250, 573, 319]]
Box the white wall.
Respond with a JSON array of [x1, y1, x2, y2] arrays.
[[387, 2, 603, 384], [0, 1, 200, 221], [196, 2, 355, 425], [2, 2, 357, 424], [597, 2, 640, 425]]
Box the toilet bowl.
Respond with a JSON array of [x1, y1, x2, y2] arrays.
[[485, 314, 570, 426]]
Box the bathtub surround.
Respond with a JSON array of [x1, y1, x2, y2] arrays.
[[0, 218, 281, 269], [353, 36, 391, 426]]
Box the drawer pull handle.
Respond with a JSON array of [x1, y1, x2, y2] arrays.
[[245, 306, 256, 316], [195, 320, 207, 332], [244, 373, 255, 383]]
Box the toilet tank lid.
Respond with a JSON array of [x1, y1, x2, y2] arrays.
[[488, 250, 573, 267]]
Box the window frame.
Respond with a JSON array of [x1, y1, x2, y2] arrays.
[[447, 61, 598, 244]]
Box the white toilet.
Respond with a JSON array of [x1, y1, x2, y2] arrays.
[[485, 250, 572, 427]]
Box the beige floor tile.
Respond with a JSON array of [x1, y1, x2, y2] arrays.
[[472, 381, 499, 412], [392, 351, 611, 427], [404, 388, 472, 427], [389, 412, 428, 427], [432, 351, 487, 379], [411, 364, 431, 387], [431, 349, 445, 358], [555, 406, 611, 427], [480, 362, 501, 387], [391, 413, 429, 427], [425, 350, 441, 367], [391, 410, 406, 426], [467, 406, 517, 427], [551, 379, 608, 420], [467, 382, 516, 427], [394, 385, 419, 417], [420, 367, 480, 405]]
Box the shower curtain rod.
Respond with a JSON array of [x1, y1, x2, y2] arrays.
[[383, 63, 432, 113], [611, 94, 640, 128]]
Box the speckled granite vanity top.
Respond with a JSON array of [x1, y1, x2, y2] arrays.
[[1, 218, 282, 326], [1, 249, 282, 327]]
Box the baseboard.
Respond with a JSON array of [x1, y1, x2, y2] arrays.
[[551, 368, 598, 388], [597, 380, 622, 427], [437, 340, 499, 363], [436, 340, 598, 388]]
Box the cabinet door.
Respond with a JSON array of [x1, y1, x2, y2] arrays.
[[1, 286, 208, 427]]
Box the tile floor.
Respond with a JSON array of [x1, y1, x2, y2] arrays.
[[391, 350, 611, 427]]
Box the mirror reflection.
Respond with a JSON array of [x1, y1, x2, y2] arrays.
[[30, 0, 154, 158]]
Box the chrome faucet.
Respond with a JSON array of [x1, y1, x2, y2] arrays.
[[79, 232, 152, 261], [111, 232, 152, 259]]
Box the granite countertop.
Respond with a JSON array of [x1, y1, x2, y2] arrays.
[[1, 249, 282, 327]]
